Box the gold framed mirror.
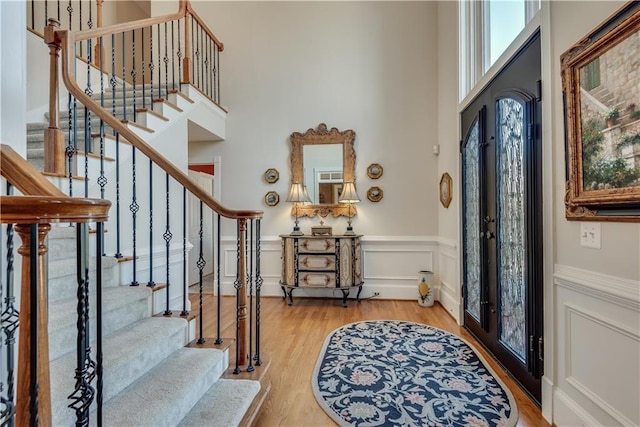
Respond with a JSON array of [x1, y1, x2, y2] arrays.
[[290, 123, 356, 218]]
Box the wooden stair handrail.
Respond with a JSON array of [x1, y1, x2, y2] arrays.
[[185, 2, 224, 51], [0, 144, 65, 197], [52, 25, 261, 221]]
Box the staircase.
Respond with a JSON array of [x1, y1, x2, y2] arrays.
[[1, 1, 268, 425], [45, 227, 260, 426]]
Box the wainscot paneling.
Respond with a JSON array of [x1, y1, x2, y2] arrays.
[[437, 237, 459, 322], [219, 236, 445, 302], [553, 264, 640, 427]]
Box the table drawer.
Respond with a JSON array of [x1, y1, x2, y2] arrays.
[[299, 272, 336, 288], [299, 238, 335, 253], [298, 254, 336, 271]]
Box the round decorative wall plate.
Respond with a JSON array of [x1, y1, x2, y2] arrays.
[[367, 186, 383, 202], [367, 163, 383, 179], [264, 168, 280, 184], [264, 191, 280, 206]]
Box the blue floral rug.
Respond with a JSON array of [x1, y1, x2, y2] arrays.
[[312, 320, 518, 426]]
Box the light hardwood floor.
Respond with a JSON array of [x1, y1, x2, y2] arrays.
[[189, 293, 551, 427]]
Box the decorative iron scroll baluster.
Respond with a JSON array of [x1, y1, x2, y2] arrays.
[[110, 34, 116, 123], [204, 36, 209, 99], [31, 0, 35, 30], [84, 36, 94, 197], [163, 173, 173, 316], [246, 220, 255, 373], [171, 21, 176, 91], [141, 27, 146, 110], [121, 32, 126, 121], [68, 223, 95, 425], [44, 0, 48, 27], [1, 186, 18, 426], [57, 0, 60, 21], [149, 26, 155, 101], [181, 187, 188, 316], [98, 36, 107, 204], [78, 0, 82, 56], [195, 23, 200, 88], [164, 22, 169, 99], [191, 15, 195, 84], [67, 0, 72, 31], [157, 23, 162, 100], [233, 221, 242, 374], [177, 20, 182, 92], [114, 132, 122, 258], [66, 93, 77, 198], [215, 213, 222, 344], [215, 47, 220, 104], [254, 218, 263, 366], [130, 146, 139, 286], [95, 222, 104, 424], [148, 160, 155, 287], [197, 201, 205, 344], [131, 29, 137, 122]]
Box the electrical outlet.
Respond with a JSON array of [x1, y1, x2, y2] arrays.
[[580, 222, 601, 249]]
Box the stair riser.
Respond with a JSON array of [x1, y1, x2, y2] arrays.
[[49, 294, 151, 361], [48, 261, 119, 304]]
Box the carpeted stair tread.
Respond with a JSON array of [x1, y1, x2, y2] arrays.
[[51, 316, 188, 426], [177, 379, 260, 427], [94, 347, 225, 427], [47, 256, 119, 303]]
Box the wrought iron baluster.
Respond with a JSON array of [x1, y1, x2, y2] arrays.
[[191, 15, 195, 84], [216, 46, 220, 104], [114, 132, 122, 258], [246, 220, 255, 373], [79, 0, 82, 55], [98, 35, 107, 204], [66, 93, 76, 197], [141, 27, 146, 110], [95, 222, 105, 425], [149, 25, 155, 101], [122, 32, 127, 121], [44, 0, 48, 29], [204, 35, 209, 99], [164, 22, 169, 99], [130, 146, 139, 286], [215, 213, 222, 344], [148, 160, 155, 287], [31, 0, 35, 30], [177, 19, 182, 92], [181, 187, 188, 316], [171, 21, 176, 91], [68, 223, 95, 425], [131, 29, 137, 122], [84, 37, 94, 197], [67, 0, 72, 31], [233, 220, 241, 374], [197, 201, 205, 344], [157, 23, 162, 100], [195, 23, 200, 89], [57, 0, 60, 21], [110, 34, 117, 125], [254, 218, 263, 366], [163, 173, 173, 316], [1, 184, 18, 427]]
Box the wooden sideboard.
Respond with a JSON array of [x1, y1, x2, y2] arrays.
[[279, 234, 363, 307]]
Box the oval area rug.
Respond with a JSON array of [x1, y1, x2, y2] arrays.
[[312, 320, 518, 426]]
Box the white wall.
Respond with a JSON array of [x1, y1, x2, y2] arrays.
[[548, 2, 640, 425]]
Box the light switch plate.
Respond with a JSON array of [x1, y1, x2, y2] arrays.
[[580, 222, 601, 249]]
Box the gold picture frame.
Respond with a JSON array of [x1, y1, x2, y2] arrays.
[[439, 172, 452, 208], [264, 191, 279, 206], [264, 168, 279, 184], [367, 186, 383, 202], [367, 163, 383, 179], [561, 2, 640, 221]]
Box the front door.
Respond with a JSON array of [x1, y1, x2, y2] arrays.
[[461, 33, 543, 403]]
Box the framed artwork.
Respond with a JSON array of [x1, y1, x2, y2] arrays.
[[561, 2, 640, 221], [264, 168, 279, 184], [439, 172, 452, 208], [264, 191, 279, 206], [367, 186, 383, 202], [367, 163, 383, 179]]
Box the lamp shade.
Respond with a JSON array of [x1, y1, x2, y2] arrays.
[[286, 183, 310, 203], [338, 182, 360, 203]]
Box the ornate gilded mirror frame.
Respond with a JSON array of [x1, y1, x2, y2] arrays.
[[290, 123, 356, 218], [561, 2, 640, 221]]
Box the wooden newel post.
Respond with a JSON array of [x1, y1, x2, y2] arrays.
[[44, 19, 65, 175], [93, 0, 104, 68], [16, 224, 53, 427], [237, 219, 248, 366], [182, 7, 192, 85]]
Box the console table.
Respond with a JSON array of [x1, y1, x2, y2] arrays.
[[279, 234, 363, 307]]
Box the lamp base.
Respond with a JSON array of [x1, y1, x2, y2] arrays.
[[344, 226, 356, 236], [290, 226, 304, 236]]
